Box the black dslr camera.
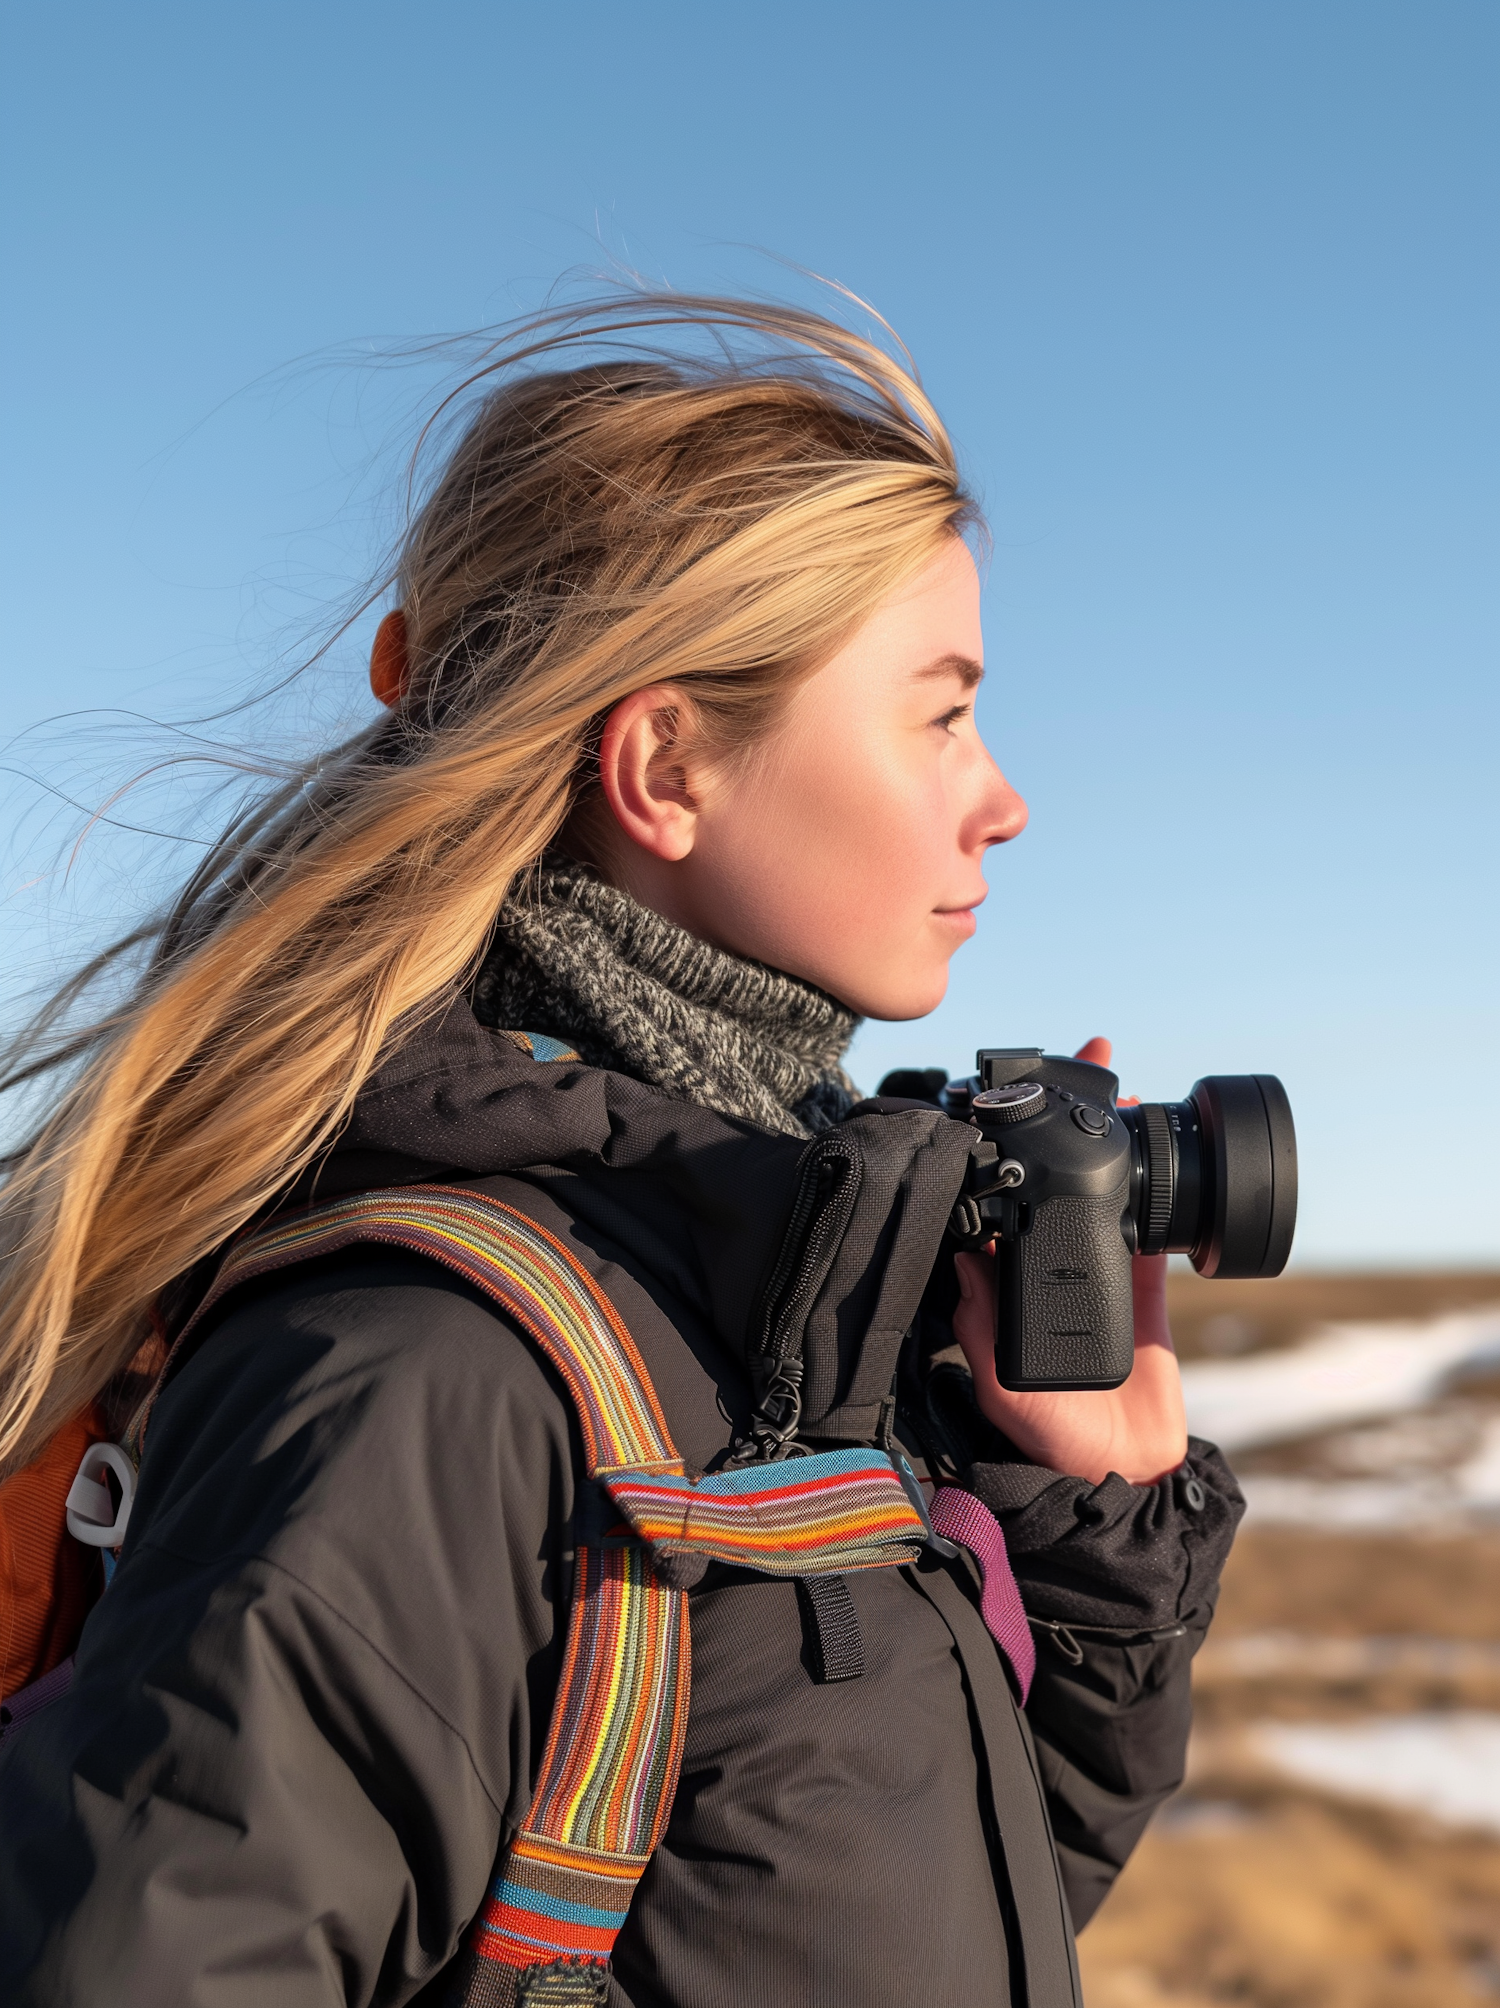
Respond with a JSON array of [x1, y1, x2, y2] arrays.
[[941, 1049, 1296, 1392]]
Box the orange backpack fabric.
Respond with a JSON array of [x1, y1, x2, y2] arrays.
[[0, 1403, 108, 1700]]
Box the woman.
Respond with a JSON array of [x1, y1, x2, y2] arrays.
[[0, 295, 1240, 2006]]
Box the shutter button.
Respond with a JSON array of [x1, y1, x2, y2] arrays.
[[1070, 1103, 1112, 1137]]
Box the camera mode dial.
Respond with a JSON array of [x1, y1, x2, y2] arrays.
[[972, 1081, 1047, 1124]]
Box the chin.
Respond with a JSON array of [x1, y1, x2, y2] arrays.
[[857, 972, 950, 1023]]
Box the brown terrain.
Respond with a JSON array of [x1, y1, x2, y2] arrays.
[[1077, 1268, 1500, 2008], [1164, 1266, 1500, 1361]]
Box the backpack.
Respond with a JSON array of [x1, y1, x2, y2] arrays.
[[0, 1399, 113, 1706], [1, 1181, 1034, 2008]]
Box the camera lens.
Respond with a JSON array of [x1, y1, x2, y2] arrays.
[[1122, 1074, 1297, 1278]]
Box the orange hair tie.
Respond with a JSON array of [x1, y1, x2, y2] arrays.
[[370, 609, 409, 707]]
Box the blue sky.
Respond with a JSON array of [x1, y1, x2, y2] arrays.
[[2, 3, 1496, 1264]]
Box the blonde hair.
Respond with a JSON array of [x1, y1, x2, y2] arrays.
[[0, 290, 974, 1476]]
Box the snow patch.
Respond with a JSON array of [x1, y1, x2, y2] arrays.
[[1255, 1713, 1500, 1835], [1180, 1309, 1500, 1453]]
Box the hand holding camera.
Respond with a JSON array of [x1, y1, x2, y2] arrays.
[[948, 1036, 1296, 1485]]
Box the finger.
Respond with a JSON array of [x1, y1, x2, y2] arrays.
[[1073, 1036, 1112, 1068], [1073, 1034, 1139, 1104], [952, 1252, 1001, 1391], [1130, 1251, 1173, 1351]]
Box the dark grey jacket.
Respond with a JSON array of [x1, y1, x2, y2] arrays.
[[0, 1005, 1242, 2007]]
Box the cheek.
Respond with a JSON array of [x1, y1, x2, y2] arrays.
[[702, 734, 950, 966], [814, 754, 949, 914]]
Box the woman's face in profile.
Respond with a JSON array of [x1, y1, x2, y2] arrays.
[[598, 536, 1029, 1020]]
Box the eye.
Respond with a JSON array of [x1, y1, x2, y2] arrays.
[[931, 703, 970, 733]]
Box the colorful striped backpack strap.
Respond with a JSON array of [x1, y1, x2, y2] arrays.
[[158, 1181, 931, 2008], [168, 1185, 685, 2007]]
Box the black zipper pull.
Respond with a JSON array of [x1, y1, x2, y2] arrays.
[[733, 1133, 863, 1462]]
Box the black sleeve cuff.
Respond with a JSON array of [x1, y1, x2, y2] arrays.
[[965, 1437, 1244, 1631]]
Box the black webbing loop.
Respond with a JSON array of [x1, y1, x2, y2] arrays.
[[796, 1573, 864, 1682]]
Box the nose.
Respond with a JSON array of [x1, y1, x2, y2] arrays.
[[989, 771, 1029, 845], [973, 751, 1028, 852]]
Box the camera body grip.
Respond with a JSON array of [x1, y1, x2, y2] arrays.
[[995, 1192, 1135, 1390]]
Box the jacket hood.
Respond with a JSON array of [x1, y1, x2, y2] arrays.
[[298, 1000, 976, 1444]]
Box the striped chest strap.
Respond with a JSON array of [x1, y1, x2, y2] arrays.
[[601, 1450, 927, 1578], [170, 1186, 928, 2008]]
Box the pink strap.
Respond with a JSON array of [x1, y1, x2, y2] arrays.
[[928, 1487, 1036, 1703], [0, 1655, 75, 1741]]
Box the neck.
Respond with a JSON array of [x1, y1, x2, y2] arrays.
[[473, 854, 861, 1137]]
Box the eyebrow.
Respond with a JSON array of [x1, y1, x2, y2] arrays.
[[913, 652, 984, 691]]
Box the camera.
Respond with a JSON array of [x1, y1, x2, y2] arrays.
[[941, 1049, 1297, 1392]]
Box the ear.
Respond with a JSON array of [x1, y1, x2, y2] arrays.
[[370, 609, 409, 708], [598, 686, 705, 862]]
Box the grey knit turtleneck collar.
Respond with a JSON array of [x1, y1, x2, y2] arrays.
[[471, 855, 862, 1138]]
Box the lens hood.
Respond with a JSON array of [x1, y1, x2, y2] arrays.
[[1189, 1073, 1297, 1278]]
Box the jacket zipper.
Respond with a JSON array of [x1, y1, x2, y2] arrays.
[[733, 1132, 864, 1462], [1029, 1616, 1188, 1665]]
